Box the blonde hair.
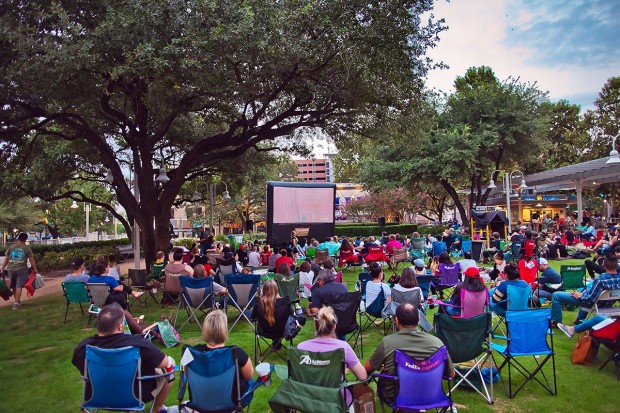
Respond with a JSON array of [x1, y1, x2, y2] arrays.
[[315, 306, 338, 337], [202, 310, 228, 345], [193, 264, 207, 278], [430, 256, 440, 274], [260, 280, 278, 326]]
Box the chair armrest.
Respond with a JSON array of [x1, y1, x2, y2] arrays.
[[340, 376, 374, 390], [372, 373, 399, 381], [435, 300, 460, 309]]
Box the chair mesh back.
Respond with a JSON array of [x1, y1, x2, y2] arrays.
[[63, 282, 90, 303], [460, 289, 488, 319], [506, 285, 530, 311], [128, 269, 148, 286], [432, 242, 446, 256], [434, 313, 490, 363], [411, 238, 425, 250], [365, 287, 385, 317], [226, 273, 260, 307], [505, 309, 552, 355], [287, 348, 345, 388], [276, 274, 300, 302], [394, 348, 450, 409], [438, 264, 460, 286], [415, 276, 433, 298], [256, 297, 291, 339], [560, 265, 586, 290], [84, 345, 141, 410], [86, 283, 110, 307], [183, 346, 237, 411], [323, 292, 361, 337], [461, 240, 473, 253], [164, 272, 183, 294], [179, 276, 213, 308], [358, 272, 372, 297], [391, 289, 422, 308]]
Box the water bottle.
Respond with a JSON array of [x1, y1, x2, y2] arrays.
[[295, 303, 303, 315], [165, 356, 176, 383]]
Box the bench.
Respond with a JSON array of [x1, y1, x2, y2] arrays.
[[117, 245, 135, 262]]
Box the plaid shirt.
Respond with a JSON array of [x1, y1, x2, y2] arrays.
[[580, 272, 620, 307]]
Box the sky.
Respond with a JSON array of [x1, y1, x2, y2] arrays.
[[425, 0, 620, 110]]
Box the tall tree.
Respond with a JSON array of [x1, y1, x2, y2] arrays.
[[0, 0, 445, 265], [585, 76, 620, 159]]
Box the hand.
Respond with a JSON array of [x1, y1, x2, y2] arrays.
[[571, 291, 582, 298]]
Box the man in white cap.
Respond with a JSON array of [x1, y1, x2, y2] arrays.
[[412, 259, 427, 276], [533, 257, 562, 305]]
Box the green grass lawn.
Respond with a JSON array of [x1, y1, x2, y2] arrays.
[[1, 259, 618, 412]]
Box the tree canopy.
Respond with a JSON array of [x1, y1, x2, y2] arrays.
[[0, 0, 445, 263]]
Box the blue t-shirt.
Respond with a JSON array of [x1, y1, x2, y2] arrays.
[[65, 273, 91, 283], [88, 275, 119, 289], [492, 279, 528, 309]]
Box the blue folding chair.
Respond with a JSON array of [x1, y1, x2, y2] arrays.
[[431, 241, 447, 257], [176, 276, 215, 332], [491, 284, 531, 336], [373, 347, 453, 412], [225, 273, 260, 333], [491, 309, 557, 398], [355, 272, 373, 301], [360, 288, 392, 335], [80, 345, 170, 412], [178, 345, 266, 412], [416, 275, 434, 299]]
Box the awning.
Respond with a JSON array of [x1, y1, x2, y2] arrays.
[[470, 209, 508, 227], [524, 157, 620, 189]]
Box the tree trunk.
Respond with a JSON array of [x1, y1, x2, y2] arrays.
[[439, 179, 468, 225]]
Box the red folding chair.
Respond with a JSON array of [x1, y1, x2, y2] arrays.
[[364, 246, 388, 266], [591, 319, 620, 380]]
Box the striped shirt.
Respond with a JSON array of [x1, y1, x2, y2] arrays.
[[580, 272, 620, 307]]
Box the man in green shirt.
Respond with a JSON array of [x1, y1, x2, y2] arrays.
[[365, 303, 454, 404], [1, 233, 38, 310]]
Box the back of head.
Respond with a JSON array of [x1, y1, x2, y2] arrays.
[[315, 306, 338, 337], [260, 280, 278, 326], [96, 303, 124, 334], [438, 252, 451, 265], [94, 262, 108, 276], [604, 255, 619, 272], [107, 254, 117, 264], [369, 262, 382, 279], [277, 262, 292, 277], [193, 264, 206, 278], [155, 251, 165, 260], [504, 263, 520, 280], [71, 257, 85, 270], [317, 268, 335, 283], [399, 267, 417, 288], [525, 231, 532, 239], [172, 249, 184, 262], [17, 232, 28, 242], [463, 252, 471, 259], [202, 310, 228, 345], [300, 260, 311, 273], [280, 248, 288, 256], [323, 259, 335, 270], [395, 303, 419, 328]]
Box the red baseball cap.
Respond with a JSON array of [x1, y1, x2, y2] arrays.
[[464, 267, 480, 278]]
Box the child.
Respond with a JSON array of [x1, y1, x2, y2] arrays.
[[107, 254, 121, 281]]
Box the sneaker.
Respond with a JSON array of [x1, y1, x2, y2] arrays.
[[12, 303, 20, 310], [557, 323, 574, 338], [134, 291, 145, 299]]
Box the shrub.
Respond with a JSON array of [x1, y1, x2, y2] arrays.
[[174, 238, 197, 250], [335, 224, 448, 238]]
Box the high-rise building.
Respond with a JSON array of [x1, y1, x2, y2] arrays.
[[294, 158, 330, 182]]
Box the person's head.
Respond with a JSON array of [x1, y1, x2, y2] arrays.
[[538, 257, 549, 272], [106, 254, 116, 266], [369, 262, 383, 280], [504, 263, 520, 280], [17, 232, 28, 242], [413, 259, 425, 271], [202, 310, 228, 345], [172, 249, 184, 262], [300, 260, 311, 273], [95, 254, 106, 263], [525, 231, 532, 239], [389, 234, 396, 241], [314, 306, 338, 337], [438, 252, 452, 265], [510, 233, 521, 242], [448, 228, 455, 234], [277, 262, 292, 277], [71, 257, 85, 271], [333, 235, 339, 243], [463, 267, 485, 291], [154, 251, 164, 262], [463, 251, 472, 260], [263, 245, 270, 253], [96, 303, 125, 335], [279, 248, 288, 257], [604, 255, 619, 273], [399, 267, 418, 288], [395, 303, 419, 329], [368, 236, 375, 243], [260, 280, 278, 325], [615, 246, 620, 257], [94, 261, 108, 276], [104, 291, 129, 310], [316, 269, 335, 286], [492, 232, 500, 240], [312, 240, 319, 247], [323, 259, 335, 271], [193, 264, 207, 278], [341, 238, 353, 251]]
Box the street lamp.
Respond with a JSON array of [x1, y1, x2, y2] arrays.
[[155, 167, 170, 183], [606, 134, 620, 164], [71, 201, 90, 241], [488, 169, 528, 232]]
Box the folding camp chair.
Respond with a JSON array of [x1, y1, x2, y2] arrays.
[[338, 249, 360, 271], [80, 345, 170, 413], [432, 263, 461, 299], [128, 269, 157, 307], [355, 272, 373, 301], [85, 283, 111, 326], [364, 246, 388, 266], [178, 345, 266, 413], [388, 247, 409, 273], [506, 241, 523, 263], [409, 238, 426, 261], [436, 288, 489, 319], [269, 348, 366, 413], [491, 309, 557, 398], [275, 273, 300, 304], [254, 297, 294, 365], [491, 284, 531, 336], [517, 258, 538, 287], [175, 276, 215, 332], [62, 282, 90, 323], [360, 288, 392, 336], [147, 260, 166, 281], [590, 318, 620, 379], [431, 241, 447, 257], [560, 264, 586, 291], [580, 289, 620, 320], [373, 347, 453, 413], [435, 313, 494, 404], [207, 252, 223, 267], [225, 273, 260, 333], [162, 270, 183, 308], [323, 291, 363, 358], [416, 275, 434, 299], [216, 264, 236, 286], [312, 249, 331, 266]]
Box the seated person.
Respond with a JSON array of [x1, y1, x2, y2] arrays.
[[297, 306, 367, 403], [148, 251, 168, 281], [546, 234, 568, 260], [104, 292, 145, 335], [364, 262, 392, 308], [72, 303, 173, 413], [412, 259, 427, 277], [260, 245, 272, 267], [251, 280, 302, 346], [165, 249, 194, 276], [458, 252, 477, 275], [217, 248, 243, 273], [558, 314, 613, 338], [384, 234, 403, 256], [585, 246, 620, 279], [267, 248, 281, 272], [532, 258, 561, 305], [487, 251, 507, 282], [274, 249, 295, 272], [193, 264, 227, 295], [490, 263, 528, 316], [442, 229, 457, 250], [430, 253, 460, 298], [298, 261, 315, 299], [88, 261, 143, 300], [580, 223, 597, 241], [482, 232, 502, 262], [536, 232, 549, 258], [107, 254, 121, 281], [237, 244, 249, 267], [193, 310, 254, 409], [65, 258, 90, 283], [361, 236, 378, 255], [522, 231, 536, 257], [307, 269, 348, 317], [364, 303, 455, 405], [438, 267, 487, 316], [590, 228, 617, 258], [247, 245, 261, 268], [182, 247, 197, 265]]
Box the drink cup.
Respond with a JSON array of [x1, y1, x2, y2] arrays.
[[256, 362, 271, 386], [165, 356, 176, 383]]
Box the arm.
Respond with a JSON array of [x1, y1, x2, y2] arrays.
[[577, 278, 603, 307], [28, 255, 38, 273], [240, 358, 254, 382], [124, 309, 144, 334], [350, 362, 368, 380], [184, 265, 194, 276]]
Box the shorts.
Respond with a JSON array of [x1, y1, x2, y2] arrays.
[[144, 368, 167, 402], [531, 219, 539, 224], [9, 268, 30, 289]]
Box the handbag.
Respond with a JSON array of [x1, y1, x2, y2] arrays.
[[33, 273, 45, 289], [0, 272, 13, 301], [155, 319, 181, 348], [571, 332, 596, 365], [283, 315, 301, 341]]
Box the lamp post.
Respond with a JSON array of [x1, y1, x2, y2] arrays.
[[71, 201, 90, 241], [605, 133, 620, 164], [488, 170, 527, 233], [209, 182, 231, 237]]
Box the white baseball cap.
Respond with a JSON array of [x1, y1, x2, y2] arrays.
[[539, 258, 548, 265]]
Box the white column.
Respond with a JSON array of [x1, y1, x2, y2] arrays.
[[576, 179, 583, 226], [85, 204, 90, 241], [505, 173, 512, 233]]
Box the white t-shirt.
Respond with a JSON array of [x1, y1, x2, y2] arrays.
[[107, 266, 120, 280], [248, 251, 261, 267], [458, 259, 477, 275], [298, 271, 314, 298], [365, 281, 391, 305]]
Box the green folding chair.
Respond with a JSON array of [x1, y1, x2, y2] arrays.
[[62, 282, 90, 323], [275, 273, 300, 304], [560, 265, 586, 291], [269, 348, 366, 413]]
